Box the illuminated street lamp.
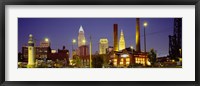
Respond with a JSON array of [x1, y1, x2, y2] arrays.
[[45, 38, 49, 42], [72, 39, 76, 44], [72, 39, 76, 53], [143, 21, 148, 53]]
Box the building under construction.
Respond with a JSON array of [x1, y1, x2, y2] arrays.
[[169, 18, 182, 61]]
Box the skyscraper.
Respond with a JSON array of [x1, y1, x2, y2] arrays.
[[119, 29, 126, 51], [99, 38, 108, 54], [78, 25, 86, 47], [27, 34, 35, 68], [113, 24, 118, 51]]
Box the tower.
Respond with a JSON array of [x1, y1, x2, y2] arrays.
[[135, 18, 141, 52], [119, 29, 126, 50], [27, 34, 36, 68], [113, 24, 118, 51], [99, 38, 108, 54], [78, 25, 86, 47]]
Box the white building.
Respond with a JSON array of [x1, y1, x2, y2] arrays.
[[78, 25, 86, 47], [99, 38, 108, 54]]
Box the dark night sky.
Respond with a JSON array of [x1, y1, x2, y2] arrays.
[[18, 18, 174, 57]]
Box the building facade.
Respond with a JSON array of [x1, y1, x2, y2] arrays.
[[48, 46, 69, 66], [99, 38, 108, 54]]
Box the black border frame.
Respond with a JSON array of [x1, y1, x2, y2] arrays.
[[0, 0, 199, 86]]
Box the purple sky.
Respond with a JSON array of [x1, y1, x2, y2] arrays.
[[18, 18, 175, 57]]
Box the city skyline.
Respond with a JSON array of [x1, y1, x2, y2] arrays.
[[18, 18, 174, 57]]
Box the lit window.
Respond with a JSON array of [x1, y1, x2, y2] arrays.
[[126, 62, 130, 65], [114, 62, 117, 66], [121, 58, 124, 61], [126, 58, 130, 62]]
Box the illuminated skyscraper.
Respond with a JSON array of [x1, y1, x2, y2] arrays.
[[78, 25, 86, 47], [113, 24, 118, 51], [27, 34, 35, 68], [119, 29, 126, 50], [99, 38, 108, 54]]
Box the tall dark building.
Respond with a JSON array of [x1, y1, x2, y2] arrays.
[[113, 24, 118, 51], [135, 18, 141, 52], [169, 18, 182, 61]]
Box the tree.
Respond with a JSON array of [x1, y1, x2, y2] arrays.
[[92, 55, 103, 68], [101, 54, 109, 68], [148, 48, 157, 66], [18, 52, 23, 62], [72, 55, 82, 68]]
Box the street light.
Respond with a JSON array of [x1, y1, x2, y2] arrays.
[[72, 39, 76, 44], [44, 38, 49, 42], [72, 39, 76, 56], [143, 21, 148, 53]]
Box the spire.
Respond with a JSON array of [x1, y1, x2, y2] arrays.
[[119, 29, 126, 50], [79, 25, 84, 32], [78, 25, 86, 47], [121, 29, 124, 35]]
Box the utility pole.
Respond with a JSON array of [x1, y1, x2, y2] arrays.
[[90, 35, 92, 68]]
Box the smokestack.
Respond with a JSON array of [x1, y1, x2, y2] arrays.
[[113, 24, 118, 51], [136, 18, 141, 52]]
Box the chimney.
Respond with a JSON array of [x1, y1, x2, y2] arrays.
[[136, 18, 141, 52], [113, 24, 118, 51]]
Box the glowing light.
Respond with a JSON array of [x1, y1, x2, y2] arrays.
[[121, 54, 129, 58], [179, 58, 182, 62], [130, 46, 133, 49], [143, 21, 148, 27], [147, 60, 151, 66], [72, 39, 76, 43], [29, 34, 33, 37], [126, 62, 130, 65], [121, 58, 124, 61], [45, 38, 49, 42], [82, 39, 86, 43], [126, 58, 130, 62], [114, 62, 117, 66]]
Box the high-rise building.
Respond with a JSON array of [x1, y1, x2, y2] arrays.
[[113, 24, 118, 51], [27, 34, 35, 68], [119, 29, 126, 50], [78, 25, 86, 47], [135, 18, 141, 52], [99, 38, 108, 54], [169, 18, 182, 61]]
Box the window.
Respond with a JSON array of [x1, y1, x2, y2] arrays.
[[126, 58, 130, 62]]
